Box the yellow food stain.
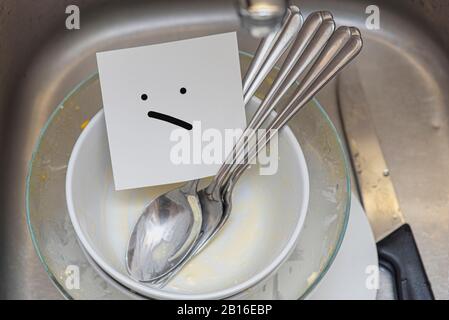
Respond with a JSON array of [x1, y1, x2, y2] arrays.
[[307, 271, 319, 286], [80, 119, 90, 130]]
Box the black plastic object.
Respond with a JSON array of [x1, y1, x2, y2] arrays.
[[377, 224, 434, 300]]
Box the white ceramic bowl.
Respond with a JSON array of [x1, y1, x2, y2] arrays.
[[66, 100, 309, 299]]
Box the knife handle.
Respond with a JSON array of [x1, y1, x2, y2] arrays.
[[377, 224, 434, 300]]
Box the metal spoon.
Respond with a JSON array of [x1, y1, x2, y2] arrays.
[[126, 6, 302, 283], [126, 180, 201, 281]]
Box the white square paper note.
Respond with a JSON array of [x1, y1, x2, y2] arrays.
[[97, 32, 246, 190]]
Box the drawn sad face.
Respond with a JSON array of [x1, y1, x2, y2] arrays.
[[141, 87, 193, 131]]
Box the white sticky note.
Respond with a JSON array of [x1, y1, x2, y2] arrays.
[[97, 32, 246, 190]]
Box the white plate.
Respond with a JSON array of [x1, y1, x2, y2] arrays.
[[308, 195, 378, 300]]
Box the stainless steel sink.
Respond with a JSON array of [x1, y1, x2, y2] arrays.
[[1, 0, 448, 299]]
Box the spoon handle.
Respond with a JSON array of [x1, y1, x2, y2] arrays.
[[204, 7, 302, 198], [227, 27, 363, 189], [217, 11, 335, 192], [180, 7, 301, 201], [242, 6, 294, 96], [209, 11, 334, 195], [243, 6, 302, 104]]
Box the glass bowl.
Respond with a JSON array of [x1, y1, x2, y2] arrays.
[[26, 52, 351, 299]]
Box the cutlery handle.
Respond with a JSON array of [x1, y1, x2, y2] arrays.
[[243, 6, 302, 104], [242, 6, 294, 95], [227, 26, 363, 187], [377, 224, 434, 300], [206, 7, 303, 197], [210, 11, 332, 195]]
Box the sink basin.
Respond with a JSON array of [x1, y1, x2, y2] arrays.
[[1, 0, 448, 299]]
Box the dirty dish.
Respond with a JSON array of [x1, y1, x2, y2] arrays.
[[66, 94, 309, 299], [26, 52, 351, 299]]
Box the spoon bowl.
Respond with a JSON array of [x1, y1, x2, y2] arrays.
[[126, 180, 201, 282]]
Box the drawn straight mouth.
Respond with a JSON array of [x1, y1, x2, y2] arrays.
[[147, 111, 193, 131]]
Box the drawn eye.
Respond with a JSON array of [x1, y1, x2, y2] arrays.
[[141, 94, 148, 101], [180, 87, 187, 95]]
